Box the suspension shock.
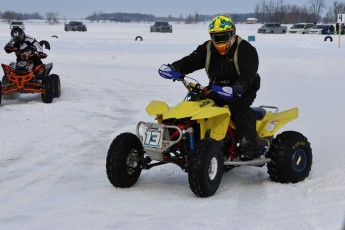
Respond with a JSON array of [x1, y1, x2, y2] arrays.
[[183, 127, 195, 151]]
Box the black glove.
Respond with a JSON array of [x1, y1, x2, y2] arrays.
[[4, 45, 16, 53], [38, 52, 47, 59], [232, 84, 244, 98]]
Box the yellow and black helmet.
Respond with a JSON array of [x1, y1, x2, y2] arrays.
[[208, 15, 236, 55]]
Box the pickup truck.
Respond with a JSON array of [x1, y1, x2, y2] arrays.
[[257, 23, 287, 34], [150, 21, 172, 33]]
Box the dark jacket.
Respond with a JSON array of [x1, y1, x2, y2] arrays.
[[172, 36, 259, 94]]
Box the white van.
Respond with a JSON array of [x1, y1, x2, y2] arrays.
[[288, 23, 314, 34]]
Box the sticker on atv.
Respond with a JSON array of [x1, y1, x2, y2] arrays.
[[143, 126, 163, 148]]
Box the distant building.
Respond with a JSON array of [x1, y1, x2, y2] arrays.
[[246, 18, 258, 24]]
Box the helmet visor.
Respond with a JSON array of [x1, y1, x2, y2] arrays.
[[11, 30, 24, 42], [210, 31, 234, 44]]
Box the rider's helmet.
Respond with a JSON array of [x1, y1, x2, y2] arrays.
[[208, 15, 236, 55], [10, 27, 25, 42]]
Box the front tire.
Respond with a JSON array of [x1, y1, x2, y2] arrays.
[[50, 74, 61, 98], [267, 131, 312, 183], [106, 133, 143, 188], [188, 138, 224, 197], [41, 77, 54, 103]]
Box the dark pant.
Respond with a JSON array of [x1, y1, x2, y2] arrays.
[[227, 92, 257, 147]]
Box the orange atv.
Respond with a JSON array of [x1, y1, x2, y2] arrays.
[[0, 43, 60, 105]]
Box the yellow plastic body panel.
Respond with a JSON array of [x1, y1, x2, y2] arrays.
[[256, 107, 298, 137], [146, 99, 298, 141], [145, 100, 170, 116], [162, 99, 215, 120], [145, 99, 230, 140], [194, 109, 230, 141]]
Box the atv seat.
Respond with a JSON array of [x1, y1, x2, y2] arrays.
[[251, 107, 266, 120]]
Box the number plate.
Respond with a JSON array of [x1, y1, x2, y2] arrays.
[[143, 126, 164, 149]]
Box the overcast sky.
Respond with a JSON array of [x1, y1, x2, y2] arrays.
[[2, 0, 329, 19]]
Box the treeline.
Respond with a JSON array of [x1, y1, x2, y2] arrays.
[[86, 12, 212, 23], [255, 0, 345, 24], [87, 12, 155, 22], [0, 11, 43, 22], [85, 12, 257, 24]]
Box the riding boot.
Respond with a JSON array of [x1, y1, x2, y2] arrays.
[[237, 136, 258, 161]]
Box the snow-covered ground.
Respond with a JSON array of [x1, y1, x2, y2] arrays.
[[0, 21, 344, 230]]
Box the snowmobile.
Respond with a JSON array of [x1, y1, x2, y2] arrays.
[[106, 65, 312, 197], [0, 41, 61, 105]]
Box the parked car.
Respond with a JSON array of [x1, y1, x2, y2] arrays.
[[257, 23, 287, 34], [150, 21, 172, 33], [65, 21, 87, 32], [322, 25, 335, 35], [9, 21, 25, 30], [288, 23, 314, 34], [309, 25, 327, 35]]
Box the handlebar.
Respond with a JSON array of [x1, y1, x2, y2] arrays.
[[174, 78, 211, 102], [158, 64, 234, 101], [5, 46, 47, 60], [182, 80, 208, 94], [17, 51, 46, 60]]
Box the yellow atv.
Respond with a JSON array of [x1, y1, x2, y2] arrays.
[[106, 65, 312, 197]]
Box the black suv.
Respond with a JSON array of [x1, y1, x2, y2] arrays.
[[150, 22, 172, 33], [64, 21, 87, 32]]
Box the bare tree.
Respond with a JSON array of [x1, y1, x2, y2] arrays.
[[255, 0, 285, 23], [46, 12, 59, 25], [255, 0, 317, 23], [89, 11, 103, 22], [333, 1, 345, 20], [194, 10, 199, 24], [3, 11, 18, 23], [308, 0, 326, 23], [185, 14, 193, 24]]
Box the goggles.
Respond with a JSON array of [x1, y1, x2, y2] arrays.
[[210, 31, 234, 44]]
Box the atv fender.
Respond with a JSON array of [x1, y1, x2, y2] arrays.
[[192, 107, 230, 141], [145, 100, 169, 116], [39, 40, 50, 50], [256, 107, 298, 137]]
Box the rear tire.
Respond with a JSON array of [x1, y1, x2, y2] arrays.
[[188, 138, 224, 197], [41, 77, 54, 103], [267, 131, 312, 183], [50, 74, 61, 98], [106, 133, 143, 188]]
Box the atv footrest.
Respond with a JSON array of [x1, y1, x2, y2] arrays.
[[224, 157, 271, 166]]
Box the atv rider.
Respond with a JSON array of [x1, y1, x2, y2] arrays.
[[165, 15, 260, 161], [4, 27, 47, 67]]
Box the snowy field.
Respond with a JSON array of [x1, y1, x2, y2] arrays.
[[0, 21, 345, 230]]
